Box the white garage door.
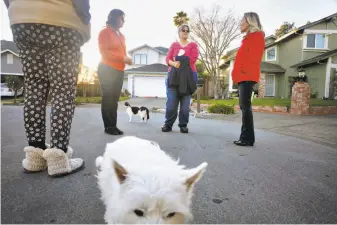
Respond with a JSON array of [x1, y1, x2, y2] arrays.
[[134, 76, 166, 98]]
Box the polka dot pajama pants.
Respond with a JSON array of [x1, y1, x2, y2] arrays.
[[11, 23, 82, 152]]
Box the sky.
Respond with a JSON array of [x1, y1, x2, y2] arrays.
[[1, 0, 337, 69]]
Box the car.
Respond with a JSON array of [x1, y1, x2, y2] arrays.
[[1, 83, 24, 97]]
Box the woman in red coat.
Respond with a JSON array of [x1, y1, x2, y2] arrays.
[[232, 12, 265, 146]]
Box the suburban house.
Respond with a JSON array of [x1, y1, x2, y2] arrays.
[[1, 40, 25, 96], [220, 13, 337, 99], [1, 40, 23, 81], [124, 44, 169, 98]]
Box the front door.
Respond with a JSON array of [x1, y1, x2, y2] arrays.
[[265, 74, 275, 96]]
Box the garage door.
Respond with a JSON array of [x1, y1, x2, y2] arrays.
[[134, 76, 166, 98]]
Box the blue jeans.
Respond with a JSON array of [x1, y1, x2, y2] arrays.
[[164, 72, 197, 128]]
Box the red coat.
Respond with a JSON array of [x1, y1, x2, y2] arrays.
[[232, 31, 265, 84]]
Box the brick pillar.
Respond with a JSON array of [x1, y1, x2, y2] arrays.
[[258, 73, 265, 98], [291, 82, 310, 115]]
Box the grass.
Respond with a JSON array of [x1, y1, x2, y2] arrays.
[[199, 97, 337, 107], [310, 99, 337, 106], [74, 96, 130, 105], [1, 97, 24, 104], [1, 96, 130, 105]]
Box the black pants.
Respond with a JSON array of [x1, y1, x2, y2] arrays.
[[238, 81, 256, 143], [11, 23, 82, 151], [97, 63, 124, 129]]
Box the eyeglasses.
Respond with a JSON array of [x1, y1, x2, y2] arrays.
[[181, 29, 190, 33]]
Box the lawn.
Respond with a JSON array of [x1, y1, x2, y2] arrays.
[[74, 96, 130, 105], [1, 96, 130, 105], [199, 97, 337, 107]]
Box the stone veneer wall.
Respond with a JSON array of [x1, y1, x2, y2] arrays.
[[291, 82, 310, 115], [258, 73, 265, 98]]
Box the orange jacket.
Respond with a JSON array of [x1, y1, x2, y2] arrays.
[[232, 31, 265, 84], [98, 26, 126, 71]]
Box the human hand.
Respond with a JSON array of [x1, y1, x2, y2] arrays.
[[124, 56, 132, 65], [173, 61, 180, 68]]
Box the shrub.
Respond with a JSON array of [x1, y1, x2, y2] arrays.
[[200, 96, 212, 100], [191, 93, 212, 100], [207, 104, 235, 114]]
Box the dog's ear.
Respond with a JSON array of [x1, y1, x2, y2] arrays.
[[111, 159, 128, 183], [184, 162, 208, 192]]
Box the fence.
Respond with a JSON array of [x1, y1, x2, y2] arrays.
[[76, 83, 101, 97]]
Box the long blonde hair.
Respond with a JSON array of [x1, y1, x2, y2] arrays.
[[244, 12, 263, 34]]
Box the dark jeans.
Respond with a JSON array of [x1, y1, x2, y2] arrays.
[[238, 81, 256, 143], [164, 87, 191, 128], [97, 63, 124, 129]]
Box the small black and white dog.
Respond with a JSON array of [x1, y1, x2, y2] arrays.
[[124, 102, 150, 123]]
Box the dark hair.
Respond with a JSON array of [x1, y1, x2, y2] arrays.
[[106, 9, 125, 27]]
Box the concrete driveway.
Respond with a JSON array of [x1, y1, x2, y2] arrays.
[[119, 97, 167, 109], [1, 106, 337, 224]]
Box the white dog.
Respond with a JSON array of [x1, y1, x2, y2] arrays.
[[95, 136, 207, 224]]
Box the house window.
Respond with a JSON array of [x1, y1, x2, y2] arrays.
[[134, 54, 147, 65], [7, 54, 13, 64], [306, 34, 326, 49], [265, 47, 276, 61]]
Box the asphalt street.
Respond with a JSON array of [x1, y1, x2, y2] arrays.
[[1, 106, 337, 224]]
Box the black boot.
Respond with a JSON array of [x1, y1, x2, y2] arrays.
[[161, 124, 172, 132], [180, 127, 188, 133], [233, 140, 254, 146], [105, 127, 123, 135]]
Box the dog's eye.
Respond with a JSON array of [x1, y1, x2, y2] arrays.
[[167, 212, 176, 218], [134, 209, 144, 217]]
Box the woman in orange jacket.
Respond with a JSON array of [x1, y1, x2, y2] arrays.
[[232, 12, 265, 146], [97, 9, 132, 135]]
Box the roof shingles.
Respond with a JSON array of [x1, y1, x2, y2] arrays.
[[261, 62, 286, 73], [1, 40, 19, 55], [125, 63, 168, 73]]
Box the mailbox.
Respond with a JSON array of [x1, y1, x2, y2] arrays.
[[197, 78, 205, 87]]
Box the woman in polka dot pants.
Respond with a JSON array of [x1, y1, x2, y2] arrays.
[[6, 0, 91, 177]]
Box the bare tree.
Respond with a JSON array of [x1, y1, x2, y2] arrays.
[[190, 5, 241, 99], [77, 65, 94, 98]]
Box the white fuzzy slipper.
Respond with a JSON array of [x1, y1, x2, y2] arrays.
[[22, 144, 73, 173], [43, 147, 84, 177], [22, 145, 49, 173]]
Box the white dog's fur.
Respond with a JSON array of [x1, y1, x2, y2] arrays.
[[95, 136, 207, 224]]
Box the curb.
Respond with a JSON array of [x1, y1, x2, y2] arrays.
[[151, 108, 239, 120]]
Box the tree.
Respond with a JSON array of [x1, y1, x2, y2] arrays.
[[173, 11, 190, 27], [196, 60, 209, 79], [4, 76, 24, 104], [275, 21, 295, 38], [77, 65, 95, 97], [190, 5, 241, 99]]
